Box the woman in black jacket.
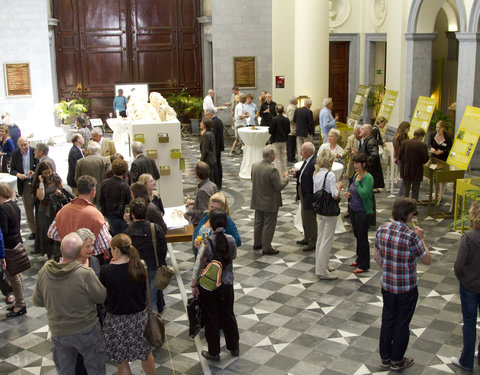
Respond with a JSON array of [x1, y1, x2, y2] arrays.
[[125, 198, 167, 312], [200, 118, 218, 184]]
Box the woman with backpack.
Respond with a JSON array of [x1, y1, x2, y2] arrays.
[[191, 209, 239, 361]]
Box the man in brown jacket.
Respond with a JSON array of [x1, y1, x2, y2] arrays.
[[251, 145, 289, 255], [399, 128, 429, 201]]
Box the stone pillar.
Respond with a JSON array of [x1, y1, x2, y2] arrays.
[[455, 33, 480, 132], [294, 0, 329, 107], [197, 16, 212, 96], [403, 33, 437, 121]]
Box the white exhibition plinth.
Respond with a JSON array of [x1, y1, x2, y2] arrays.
[[293, 161, 346, 234], [126, 118, 184, 208], [238, 126, 271, 179], [106, 118, 131, 159]]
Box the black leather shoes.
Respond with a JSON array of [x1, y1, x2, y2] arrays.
[[296, 239, 308, 245], [28, 233, 35, 240], [201, 350, 220, 362], [262, 248, 279, 255], [6, 306, 26, 317], [253, 245, 262, 250], [230, 348, 239, 357], [302, 246, 315, 252]]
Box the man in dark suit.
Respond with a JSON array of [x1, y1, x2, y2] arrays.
[[259, 93, 277, 128], [292, 142, 317, 252], [205, 108, 224, 189], [75, 141, 111, 204], [130, 141, 160, 183], [67, 133, 85, 193], [10, 137, 37, 239], [293, 99, 314, 161], [251, 145, 289, 255]]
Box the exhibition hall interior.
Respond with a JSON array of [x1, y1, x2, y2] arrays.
[[0, 0, 480, 374]]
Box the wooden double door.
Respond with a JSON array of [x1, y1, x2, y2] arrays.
[[329, 41, 349, 123], [54, 0, 202, 119]]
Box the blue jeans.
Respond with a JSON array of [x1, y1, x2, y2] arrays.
[[379, 287, 418, 363], [459, 282, 480, 369], [148, 270, 165, 313]]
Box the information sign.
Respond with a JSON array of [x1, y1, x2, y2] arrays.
[[348, 85, 370, 121], [408, 96, 437, 138]]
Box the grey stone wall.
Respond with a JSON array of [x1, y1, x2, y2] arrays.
[[212, 0, 272, 125]]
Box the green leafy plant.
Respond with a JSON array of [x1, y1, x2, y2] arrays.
[[367, 84, 385, 118], [453, 189, 480, 231], [166, 90, 203, 120], [54, 99, 87, 124], [429, 109, 454, 134], [186, 96, 203, 119]]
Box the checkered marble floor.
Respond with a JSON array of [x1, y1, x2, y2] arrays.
[[0, 134, 475, 374]]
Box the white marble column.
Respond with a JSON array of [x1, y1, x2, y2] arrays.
[[403, 33, 437, 121], [294, 0, 330, 107]]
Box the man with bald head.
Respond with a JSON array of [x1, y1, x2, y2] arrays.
[[292, 142, 317, 252], [10, 136, 37, 238], [33, 232, 107, 374]]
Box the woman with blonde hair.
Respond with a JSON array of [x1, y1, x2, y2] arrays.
[[137, 173, 164, 215], [100, 233, 155, 375], [192, 192, 241, 256], [372, 116, 387, 146], [313, 149, 343, 280], [0, 125, 14, 172], [429, 120, 453, 203]]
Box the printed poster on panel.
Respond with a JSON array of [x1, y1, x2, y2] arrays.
[[447, 106, 480, 170]]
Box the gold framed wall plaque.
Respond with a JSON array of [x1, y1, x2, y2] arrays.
[[233, 57, 256, 88], [4, 63, 32, 96]]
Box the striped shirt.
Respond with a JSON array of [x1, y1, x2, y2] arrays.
[[375, 221, 427, 294]]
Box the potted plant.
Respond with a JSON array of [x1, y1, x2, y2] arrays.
[[54, 99, 88, 125], [186, 96, 203, 135], [166, 90, 191, 122]]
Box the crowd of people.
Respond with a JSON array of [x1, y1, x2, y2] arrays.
[[0, 96, 471, 373]]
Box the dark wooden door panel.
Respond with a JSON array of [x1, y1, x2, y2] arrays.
[[329, 41, 349, 123], [54, 0, 202, 119]]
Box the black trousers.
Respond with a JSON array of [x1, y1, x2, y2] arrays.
[[287, 135, 297, 162], [199, 284, 239, 356], [216, 152, 223, 189], [350, 210, 371, 270]]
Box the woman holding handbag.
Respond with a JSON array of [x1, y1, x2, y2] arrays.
[[345, 153, 374, 274], [191, 209, 239, 362], [126, 198, 167, 312], [313, 149, 343, 280], [0, 183, 27, 317], [100, 233, 155, 375]]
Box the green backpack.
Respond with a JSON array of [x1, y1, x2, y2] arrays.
[[199, 238, 223, 291]]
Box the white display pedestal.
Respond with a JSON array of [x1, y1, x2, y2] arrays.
[[128, 118, 184, 208], [106, 118, 131, 160]]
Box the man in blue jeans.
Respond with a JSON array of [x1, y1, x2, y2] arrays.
[[374, 197, 431, 371]]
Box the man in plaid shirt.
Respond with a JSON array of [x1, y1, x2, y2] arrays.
[[374, 197, 431, 371]]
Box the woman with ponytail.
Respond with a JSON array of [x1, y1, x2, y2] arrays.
[[191, 209, 239, 362], [99, 234, 155, 375]]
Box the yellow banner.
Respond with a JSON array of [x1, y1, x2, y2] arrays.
[[447, 106, 480, 170], [409, 96, 437, 138], [348, 85, 370, 121], [377, 90, 398, 132]]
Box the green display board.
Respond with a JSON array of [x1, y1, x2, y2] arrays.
[[408, 96, 437, 138], [447, 105, 480, 170], [377, 89, 398, 132], [348, 85, 371, 121]]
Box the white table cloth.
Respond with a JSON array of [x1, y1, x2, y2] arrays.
[[383, 142, 396, 194], [238, 126, 271, 179], [106, 118, 131, 160], [0, 173, 17, 194], [293, 161, 346, 234]]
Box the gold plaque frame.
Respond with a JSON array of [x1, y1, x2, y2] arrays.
[[4, 63, 32, 97], [233, 57, 256, 89]]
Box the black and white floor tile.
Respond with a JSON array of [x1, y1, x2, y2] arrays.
[[0, 134, 474, 374]]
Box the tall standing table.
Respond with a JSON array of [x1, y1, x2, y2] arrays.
[[238, 126, 271, 179]]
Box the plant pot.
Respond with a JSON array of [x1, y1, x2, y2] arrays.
[[190, 119, 200, 135]]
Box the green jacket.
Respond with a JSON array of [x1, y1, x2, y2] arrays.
[[354, 172, 374, 214], [33, 260, 106, 336]]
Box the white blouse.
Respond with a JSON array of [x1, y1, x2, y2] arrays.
[[318, 143, 344, 163], [313, 168, 338, 196]]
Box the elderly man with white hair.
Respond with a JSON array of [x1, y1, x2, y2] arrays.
[[250, 145, 289, 255], [203, 89, 219, 114], [130, 141, 160, 183], [320, 97, 338, 144], [92, 127, 116, 157], [75, 141, 111, 204]]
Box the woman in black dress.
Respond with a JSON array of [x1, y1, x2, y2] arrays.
[[100, 233, 155, 375], [0, 183, 26, 317], [429, 120, 453, 202], [200, 118, 218, 184]]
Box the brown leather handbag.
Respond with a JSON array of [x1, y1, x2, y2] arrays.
[[5, 242, 31, 275], [143, 262, 165, 348]]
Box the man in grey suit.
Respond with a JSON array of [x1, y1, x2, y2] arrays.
[[251, 145, 289, 255], [75, 141, 110, 204]]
